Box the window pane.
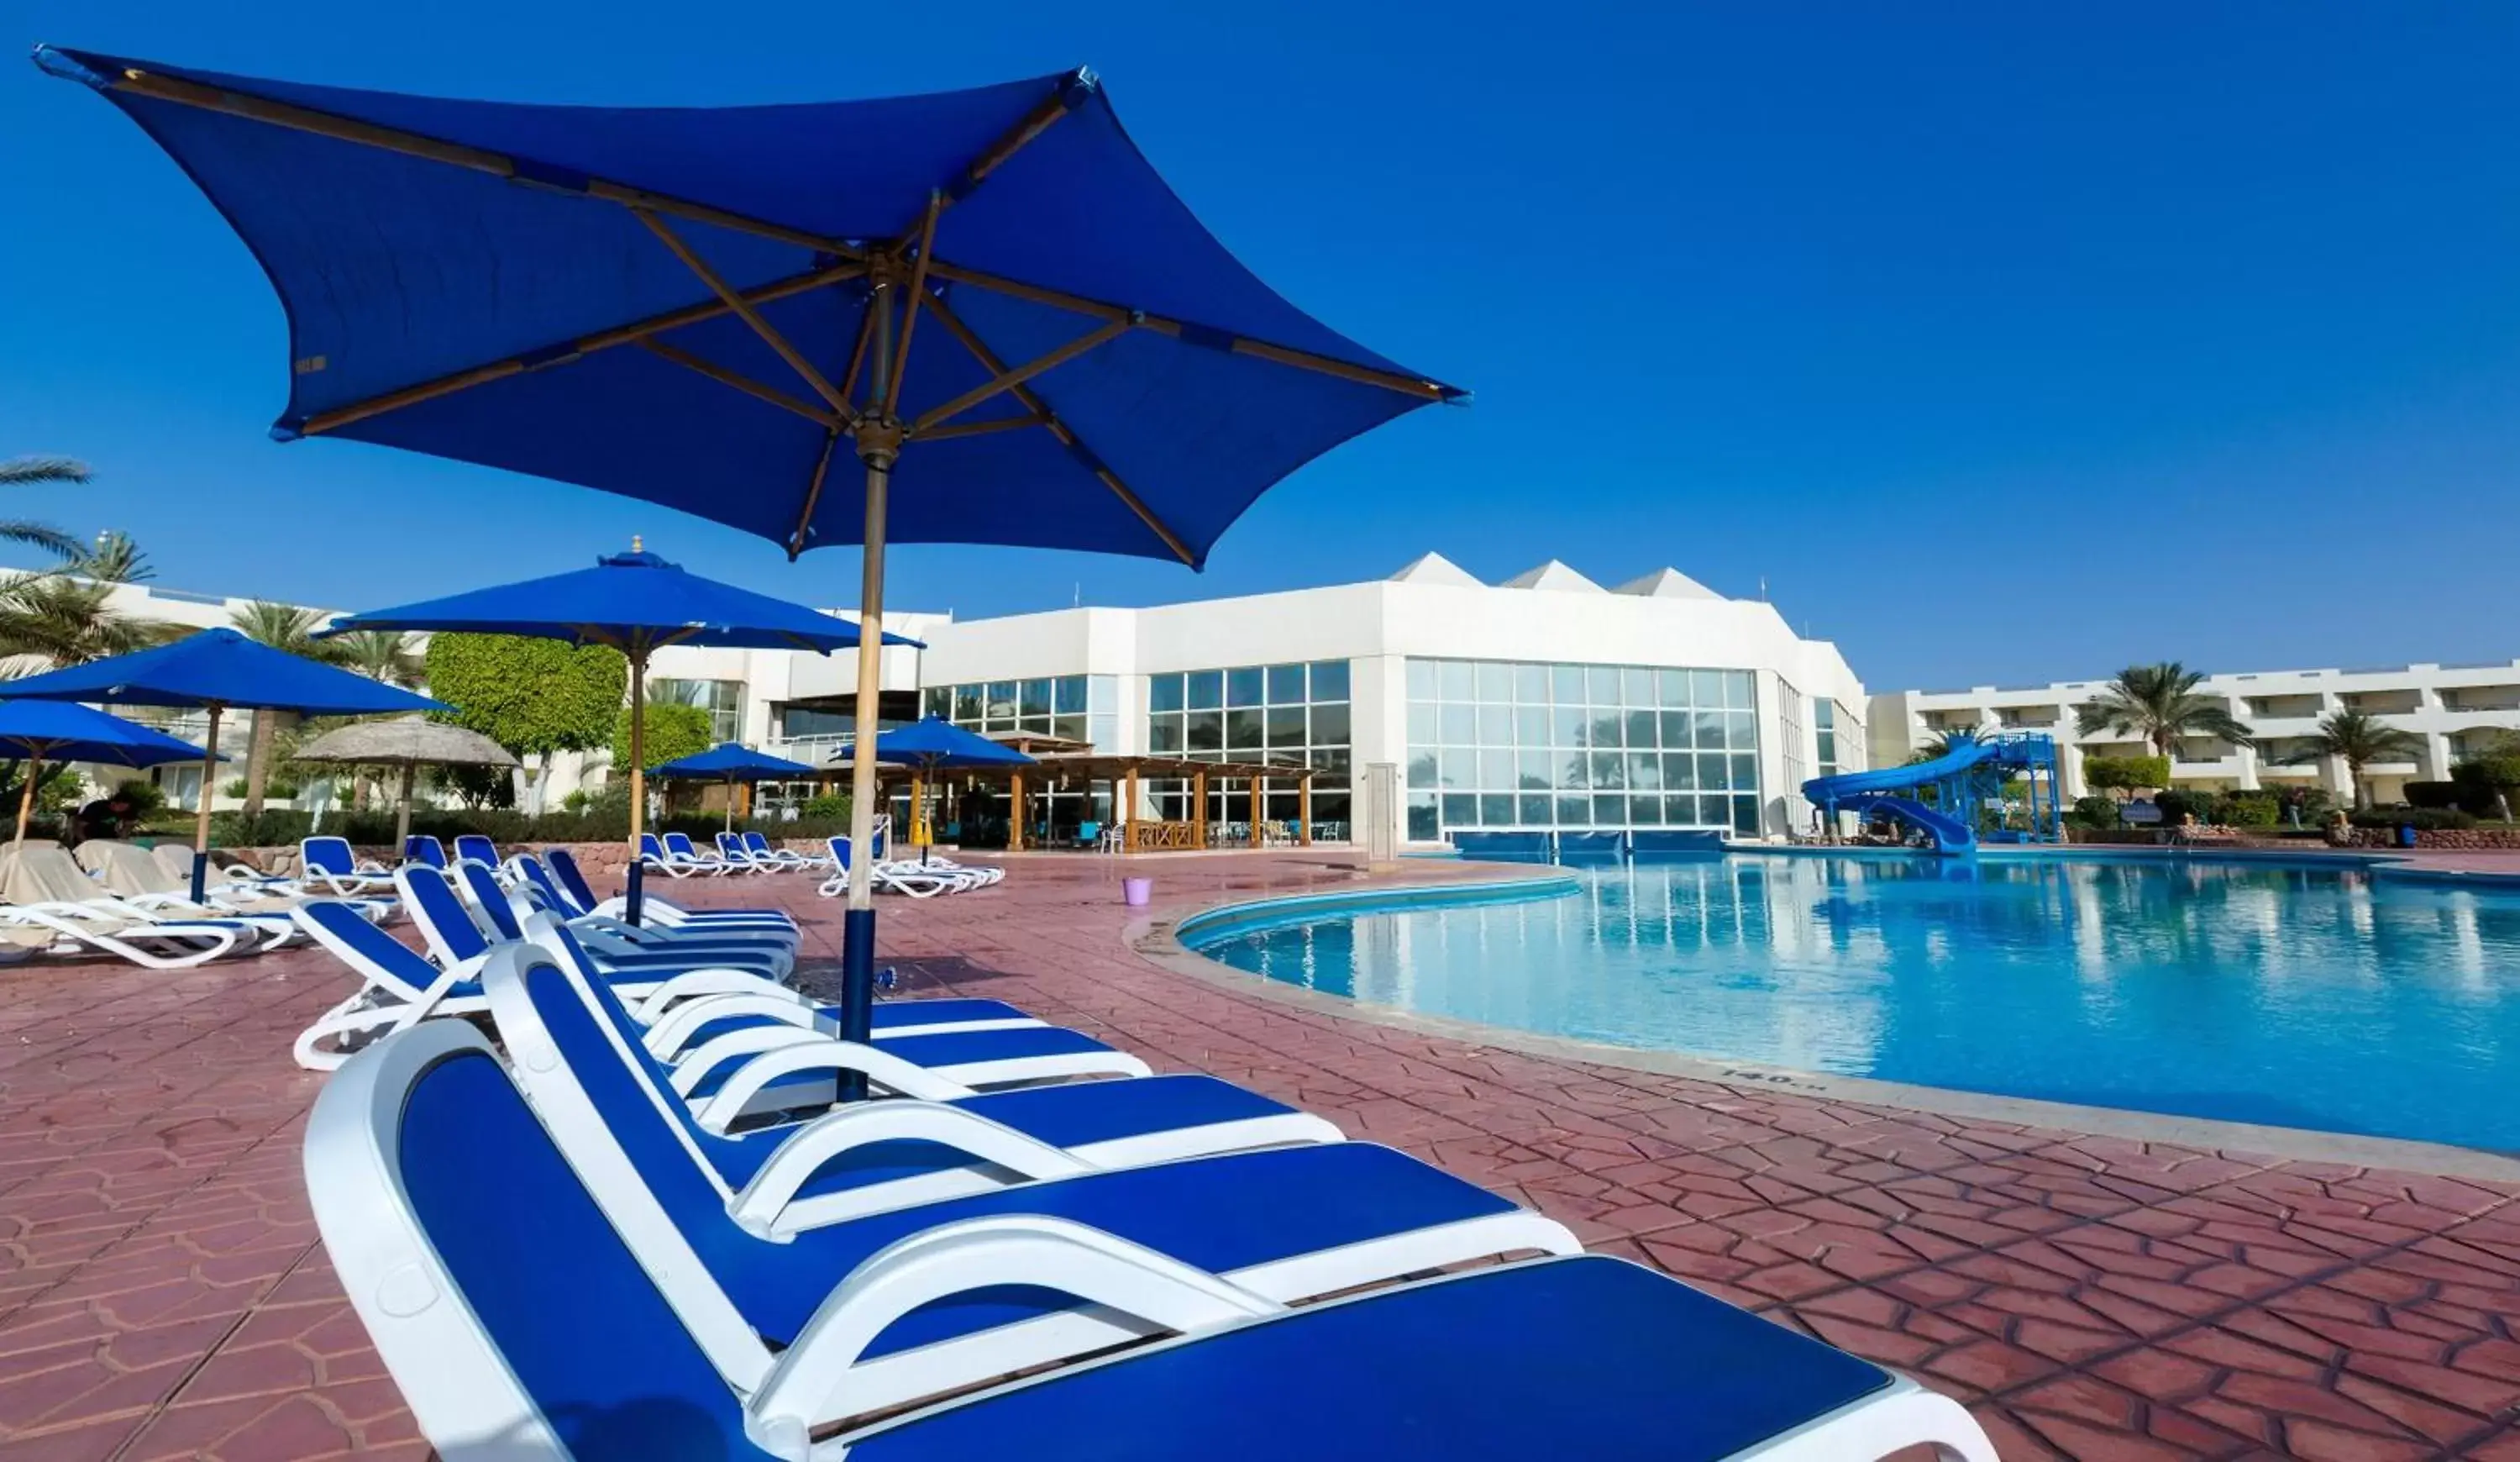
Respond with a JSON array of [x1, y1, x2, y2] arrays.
[[1227, 667, 1265, 707], [1626, 709, 1658, 749], [1729, 711, 1758, 748], [1553, 707, 1587, 747], [1729, 671, 1756, 709], [1054, 713, 1089, 744], [1053, 676, 1086, 713], [1408, 702, 1437, 744], [1187, 671, 1222, 710], [1149, 715, 1184, 753], [1268, 705, 1306, 749], [1438, 660, 1474, 701], [1623, 667, 1656, 706], [986, 681, 1018, 720], [1660, 710, 1688, 748], [1733, 796, 1760, 834], [1089, 676, 1118, 713], [1557, 793, 1591, 827], [1588, 665, 1624, 705], [1664, 752, 1695, 790], [1441, 792, 1477, 827], [1186, 710, 1223, 753], [1520, 793, 1553, 825], [1475, 661, 1512, 702], [1515, 707, 1551, 747], [1440, 704, 1477, 745], [1312, 746, 1351, 776], [1226, 708, 1264, 751], [1590, 713, 1625, 749], [1267, 664, 1305, 704], [1630, 795, 1663, 827], [1479, 749, 1515, 790], [1627, 752, 1661, 790], [1478, 706, 1515, 745], [1693, 670, 1725, 707], [1021, 714, 1051, 734], [1695, 711, 1726, 749], [1406, 793, 1439, 840], [1557, 752, 1588, 790], [954, 686, 984, 722], [1479, 793, 1515, 827], [1590, 751, 1625, 789], [1514, 664, 1549, 703], [1407, 753, 1438, 789], [1658, 669, 1688, 707], [921, 686, 950, 718], [1699, 755, 1730, 791], [1664, 794, 1698, 825], [1405, 659, 1436, 698], [1551, 664, 1586, 703], [1517, 749, 1551, 790], [1310, 660, 1350, 702], [1310, 702, 1351, 747], [1593, 793, 1627, 825], [1732, 753, 1760, 791], [1021, 679, 1052, 717], [1440, 749, 1476, 788]]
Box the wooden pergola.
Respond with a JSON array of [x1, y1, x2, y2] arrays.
[[828, 745, 1318, 851]]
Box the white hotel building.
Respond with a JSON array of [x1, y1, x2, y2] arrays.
[[1871, 661, 2520, 804], [53, 554, 1869, 849]]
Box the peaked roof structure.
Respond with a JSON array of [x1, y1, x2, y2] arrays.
[[1612, 567, 1723, 601], [1386, 552, 1485, 588], [1499, 560, 1606, 593]]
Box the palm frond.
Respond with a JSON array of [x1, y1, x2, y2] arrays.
[[0, 456, 92, 487]]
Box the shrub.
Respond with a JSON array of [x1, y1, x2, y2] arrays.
[[612, 702, 714, 776], [223, 776, 300, 801], [561, 788, 591, 814], [2347, 806, 2475, 831], [111, 778, 169, 823], [2153, 788, 2216, 825], [2082, 755, 2171, 794], [2069, 795, 2122, 830], [2450, 755, 2520, 816], [208, 806, 858, 849], [801, 791, 851, 821], [2213, 791, 2281, 828], [2404, 781, 2462, 810]]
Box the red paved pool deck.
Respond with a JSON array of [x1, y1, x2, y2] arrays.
[[3, 851, 2517, 1460]]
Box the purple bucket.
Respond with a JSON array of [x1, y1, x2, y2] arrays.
[[1122, 876, 1153, 908]]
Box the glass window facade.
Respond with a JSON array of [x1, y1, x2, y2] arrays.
[[1814, 700, 1838, 777], [921, 674, 1119, 751], [1144, 660, 1352, 834], [650, 678, 745, 745], [1405, 658, 1761, 839]]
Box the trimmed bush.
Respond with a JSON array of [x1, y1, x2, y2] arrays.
[[2083, 755, 2171, 794], [2213, 791, 2281, 828], [2069, 795, 2121, 830]]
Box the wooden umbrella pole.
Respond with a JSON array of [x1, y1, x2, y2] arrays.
[[835, 272, 900, 1104], [192, 705, 223, 904], [395, 762, 416, 847], [13, 750, 44, 850]]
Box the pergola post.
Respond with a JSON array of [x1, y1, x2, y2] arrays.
[[1008, 769, 1025, 851], [1121, 765, 1137, 852], [1299, 773, 1312, 845], [1194, 768, 1208, 849], [1248, 776, 1263, 847]]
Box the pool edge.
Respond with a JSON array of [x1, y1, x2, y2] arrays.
[[1132, 871, 2520, 1186]]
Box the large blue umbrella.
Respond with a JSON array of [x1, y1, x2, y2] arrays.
[[0, 628, 445, 897], [0, 700, 226, 847], [648, 742, 816, 834], [318, 544, 916, 901], [858, 716, 1035, 850], [39, 47, 1459, 1090]]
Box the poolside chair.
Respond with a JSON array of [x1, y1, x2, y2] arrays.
[[311, 1020, 1998, 1462], [512, 920, 1329, 1226], [402, 834, 449, 868], [289, 900, 491, 1070], [456, 861, 797, 976], [545, 848, 799, 935], [713, 829, 780, 874], [405, 865, 789, 990], [874, 815, 1001, 886], [300, 836, 400, 897], [816, 835, 973, 899], [0, 844, 251, 967], [740, 828, 820, 871], [74, 838, 383, 946], [452, 834, 501, 869], [664, 830, 744, 876]]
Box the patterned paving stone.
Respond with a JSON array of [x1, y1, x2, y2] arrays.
[[0, 849, 2511, 1459]]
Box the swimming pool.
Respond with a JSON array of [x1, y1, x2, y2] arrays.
[[1179, 855, 2520, 1152]]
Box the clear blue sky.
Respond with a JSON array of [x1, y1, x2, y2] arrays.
[[6, 3, 2517, 690]]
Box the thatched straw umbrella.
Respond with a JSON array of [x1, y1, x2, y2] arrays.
[[291, 716, 517, 845]]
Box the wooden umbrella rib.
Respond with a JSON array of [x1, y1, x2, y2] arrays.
[[638, 340, 843, 427], [301, 262, 860, 436], [913, 413, 1047, 443], [113, 67, 865, 260], [883, 192, 942, 417], [907, 318, 1131, 435], [882, 77, 1080, 255], [913, 290, 1194, 565], [637, 211, 853, 417], [787, 429, 841, 560]]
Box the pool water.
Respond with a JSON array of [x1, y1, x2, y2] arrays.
[[1182, 855, 2520, 1152]]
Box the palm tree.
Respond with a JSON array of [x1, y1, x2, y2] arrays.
[[0, 572, 180, 668], [229, 600, 349, 818], [333, 628, 424, 688], [1907, 725, 1980, 765], [2292, 708, 2424, 810], [76, 530, 153, 584], [2074, 663, 2254, 764], [0, 456, 91, 560]]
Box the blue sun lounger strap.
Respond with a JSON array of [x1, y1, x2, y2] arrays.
[[307, 1019, 1997, 1460]]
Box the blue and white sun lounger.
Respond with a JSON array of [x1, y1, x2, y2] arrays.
[[872, 816, 1002, 887], [664, 830, 745, 876], [290, 899, 490, 1070], [298, 835, 399, 897], [400, 834, 449, 869], [816, 836, 972, 900], [545, 847, 796, 933], [741, 830, 819, 871], [398, 865, 788, 1006], [451, 833, 501, 869], [419, 862, 793, 981], [311, 1020, 1995, 1460], [639, 830, 723, 878], [450, 860, 797, 971]]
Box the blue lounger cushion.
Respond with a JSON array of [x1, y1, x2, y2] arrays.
[[849, 1254, 1893, 1462], [676, 1025, 1127, 1101], [667, 996, 1039, 1052]]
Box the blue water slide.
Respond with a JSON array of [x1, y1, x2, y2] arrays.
[[1801, 740, 2005, 855], [1854, 797, 1977, 855]]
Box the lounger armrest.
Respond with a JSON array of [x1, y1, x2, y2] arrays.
[[746, 1215, 1285, 1451], [728, 1104, 1094, 1236], [637, 986, 815, 1056], [687, 1037, 963, 1129]]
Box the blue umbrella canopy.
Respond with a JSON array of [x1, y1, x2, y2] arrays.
[[0, 628, 449, 716], [0, 700, 226, 844], [648, 743, 816, 781], [868, 716, 1037, 770], [318, 547, 921, 655]]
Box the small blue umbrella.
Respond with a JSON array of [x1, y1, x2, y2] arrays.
[[861, 716, 1036, 853], [39, 47, 1458, 1089], [0, 628, 444, 897], [0, 700, 227, 847], [648, 742, 816, 834], [318, 544, 917, 906]]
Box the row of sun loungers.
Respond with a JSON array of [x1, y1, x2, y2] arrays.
[[636, 822, 1004, 898], [0, 838, 393, 970], [274, 843, 1997, 1459]]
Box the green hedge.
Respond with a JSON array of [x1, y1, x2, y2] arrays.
[[207, 805, 854, 849], [2347, 806, 2476, 831]]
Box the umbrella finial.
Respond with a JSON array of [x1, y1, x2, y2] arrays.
[[632, 534, 643, 553]]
